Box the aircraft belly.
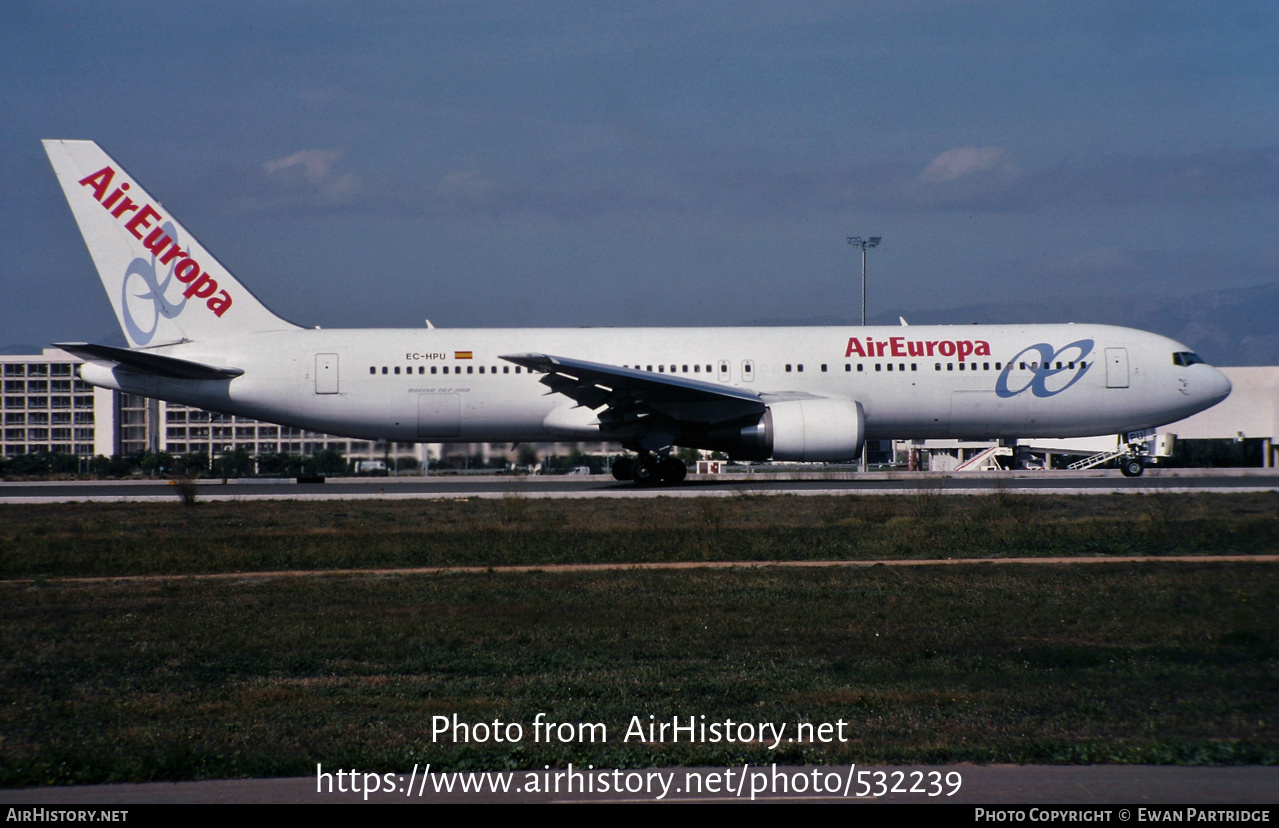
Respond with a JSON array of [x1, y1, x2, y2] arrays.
[[456, 394, 560, 442]]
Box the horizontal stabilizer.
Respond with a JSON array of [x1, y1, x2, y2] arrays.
[[54, 342, 244, 380]]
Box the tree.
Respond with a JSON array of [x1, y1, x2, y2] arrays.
[[214, 448, 254, 479], [305, 449, 347, 476]]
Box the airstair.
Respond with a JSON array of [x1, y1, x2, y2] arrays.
[[954, 445, 1012, 472], [1066, 429, 1173, 475], [1067, 446, 1130, 471]]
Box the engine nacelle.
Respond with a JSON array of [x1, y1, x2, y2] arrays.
[[704, 398, 865, 462], [766, 398, 865, 461]]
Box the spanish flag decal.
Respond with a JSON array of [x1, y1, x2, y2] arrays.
[[454, 351, 473, 360]]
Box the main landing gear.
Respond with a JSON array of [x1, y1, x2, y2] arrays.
[[1120, 456, 1145, 478], [611, 453, 688, 486]]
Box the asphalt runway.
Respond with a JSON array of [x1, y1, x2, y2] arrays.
[[2, 468, 1277, 503]]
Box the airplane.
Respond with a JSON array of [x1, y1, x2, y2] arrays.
[[42, 139, 1231, 484]]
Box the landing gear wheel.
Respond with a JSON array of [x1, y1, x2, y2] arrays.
[[1120, 457, 1145, 478], [631, 456, 662, 486], [659, 456, 687, 485], [611, 457, 634, 482]]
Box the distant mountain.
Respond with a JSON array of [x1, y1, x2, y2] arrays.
[[743, 314, 849, 327], [878, 282, 1279, 367], [744, 282, 1279, 367]]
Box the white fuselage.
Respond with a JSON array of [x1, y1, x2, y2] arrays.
[[80, 323, 1232, 446]]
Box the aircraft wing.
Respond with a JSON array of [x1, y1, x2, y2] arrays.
[[501, 353, 765, 425], [54, 342, 244, 380]]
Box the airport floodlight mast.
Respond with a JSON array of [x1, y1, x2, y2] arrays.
[[847, 235, 882, 326]]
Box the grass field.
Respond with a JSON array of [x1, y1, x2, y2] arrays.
[[0, 493, 1276, 786], [2, 491, 1277, 578]]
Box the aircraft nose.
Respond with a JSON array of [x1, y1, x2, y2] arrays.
[[1211, 368, 1232, 403]]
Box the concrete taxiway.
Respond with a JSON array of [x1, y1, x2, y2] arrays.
[[1, 468, 1276, 503]]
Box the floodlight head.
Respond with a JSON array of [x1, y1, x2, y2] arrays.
[[869, 236, 882, 247]]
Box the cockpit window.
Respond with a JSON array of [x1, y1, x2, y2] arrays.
[[1173, 352, 1205, 367]]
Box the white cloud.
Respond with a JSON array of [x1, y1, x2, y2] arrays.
[[918, 146, 1009, 183], [262, 148, 360, 203], [264, 149, 344, 182]]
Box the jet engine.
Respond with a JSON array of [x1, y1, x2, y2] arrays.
[[703, 398, 865, 462]]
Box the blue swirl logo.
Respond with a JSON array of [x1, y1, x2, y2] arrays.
[[121, 220, 187, 346], [994, 339, 1094, 398]]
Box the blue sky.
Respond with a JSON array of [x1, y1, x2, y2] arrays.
[[3, 1, 1276, 347]]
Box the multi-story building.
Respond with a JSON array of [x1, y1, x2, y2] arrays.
[[1, 349, 615, 472], [1, 349, 422, 468], [2, 349, 105, 458]]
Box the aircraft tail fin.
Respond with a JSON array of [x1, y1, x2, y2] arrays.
[[43, 139, 299, 348]]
